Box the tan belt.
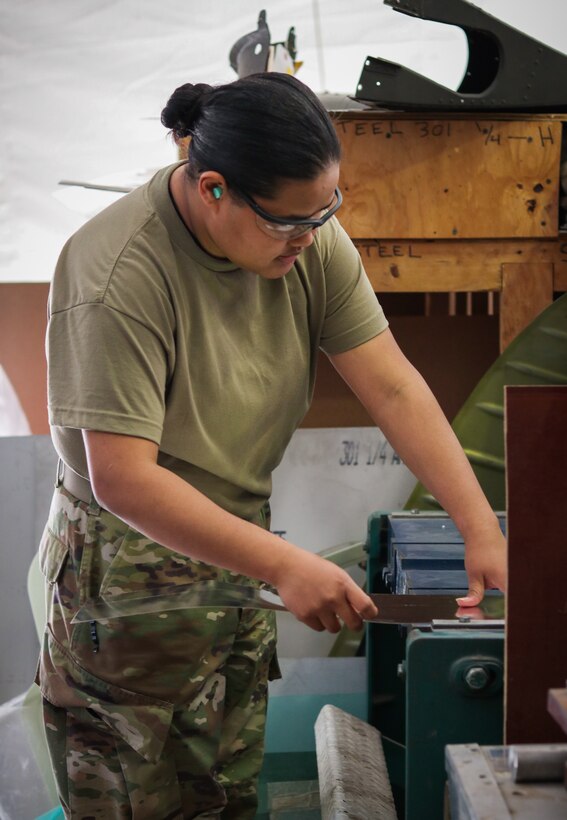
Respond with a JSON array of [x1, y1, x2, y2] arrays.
[[57, 459, 93, 504]]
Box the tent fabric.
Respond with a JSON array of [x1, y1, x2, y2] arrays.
[[1, 0, 565, 284]]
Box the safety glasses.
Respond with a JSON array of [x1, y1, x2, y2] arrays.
[[236, 186, 342, 240]]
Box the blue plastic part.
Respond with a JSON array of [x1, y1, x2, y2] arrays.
[[35, 808, 64, 820]]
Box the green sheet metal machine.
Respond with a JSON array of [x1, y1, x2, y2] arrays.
[[366, 510, 505, 820]]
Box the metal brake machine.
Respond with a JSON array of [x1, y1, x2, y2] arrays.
[[365, 510, 506, 819]]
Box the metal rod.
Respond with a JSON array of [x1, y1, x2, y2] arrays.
[[311, 0, 326, 92], [59, 179, 134, 194]]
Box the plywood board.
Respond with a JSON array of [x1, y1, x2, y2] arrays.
[[336, 118, 562, 240], [499, 263, 554, 350], [353, 237, 567, 293]]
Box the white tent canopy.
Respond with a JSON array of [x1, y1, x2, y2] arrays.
[[2, 0, 566, 283]]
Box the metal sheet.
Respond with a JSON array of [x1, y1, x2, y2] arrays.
[[71, 582, 504, 626], [370, 593, 504, 625], [71, 581, 288, 623]]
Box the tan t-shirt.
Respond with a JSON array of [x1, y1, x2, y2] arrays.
[[48, 163, 388, 521]]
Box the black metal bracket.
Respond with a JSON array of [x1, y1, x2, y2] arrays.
[[355, 0, 567, 111]]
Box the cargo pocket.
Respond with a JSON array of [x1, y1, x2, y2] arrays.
[[39, 528, 69, 586], [39, 624, 174, 764]]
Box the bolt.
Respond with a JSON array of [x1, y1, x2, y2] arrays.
[[397, 662, 406, 679], [464, 666, 490, 691]]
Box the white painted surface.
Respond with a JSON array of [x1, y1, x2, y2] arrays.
[[271, 426, 415, 551], [0, 368, 31, 436]]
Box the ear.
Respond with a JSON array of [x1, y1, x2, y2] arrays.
[[198, 171, 227, 205]]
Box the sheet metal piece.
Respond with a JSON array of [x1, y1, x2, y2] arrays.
[[71, 581, 288, 623], [71, 582, 504, 625], [369, 593, 504, 625]]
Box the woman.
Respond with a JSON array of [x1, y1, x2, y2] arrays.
[[39, 73, 506, 819]]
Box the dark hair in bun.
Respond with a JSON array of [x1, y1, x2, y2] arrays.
[[161, 73, 340, 199], [160, 83, 213, 140]]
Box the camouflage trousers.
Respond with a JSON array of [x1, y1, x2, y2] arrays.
[[36, 486, 279, 819]]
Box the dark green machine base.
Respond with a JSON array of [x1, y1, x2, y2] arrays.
[[366, 511, 505, 820]]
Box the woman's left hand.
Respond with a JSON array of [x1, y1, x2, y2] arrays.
[[457, 527, 507, 607]]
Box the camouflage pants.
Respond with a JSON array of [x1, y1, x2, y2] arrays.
[[36, 486, 279, 819]]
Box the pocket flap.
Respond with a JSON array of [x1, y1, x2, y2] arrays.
[[39, 530, 69, 584], [38, 626, 174, 763]]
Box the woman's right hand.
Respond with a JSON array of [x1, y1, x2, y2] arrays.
[[271, 547, 378, 633]]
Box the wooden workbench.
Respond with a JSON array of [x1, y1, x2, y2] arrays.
[[331, 111, 567, 350]]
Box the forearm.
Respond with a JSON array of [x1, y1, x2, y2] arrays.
[[376, 371, 501, 540], [89, 454, 298, 588], [83, 429, 379, 630], [330, 331, 506, 600], [367, 373, 506, 600]]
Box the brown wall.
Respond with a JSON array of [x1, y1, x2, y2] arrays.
[[303, 314, 498, 427], [0, 283, 499, 436], [0, 284, 50, 434]]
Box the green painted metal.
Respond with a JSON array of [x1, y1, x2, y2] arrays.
[[364, 513, 504, 820], [328, 623, 364, 658], [404, 630, 503, 820], [406, 293, 567, 510], [317, 540, 366, 569]]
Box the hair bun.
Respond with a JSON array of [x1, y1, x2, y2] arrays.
[[160, 83, 213, 139]]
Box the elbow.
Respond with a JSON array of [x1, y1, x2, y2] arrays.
[[88, 458, 158, 520], [89, 468, 126, 516], [82, 430, 159, 517]]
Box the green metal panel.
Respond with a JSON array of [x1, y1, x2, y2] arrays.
[[405, 630, 504, 820], [365, 512, 408, 815], [407, 293, 567, 510]]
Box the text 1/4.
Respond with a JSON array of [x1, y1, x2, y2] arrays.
[[339, 439, 401, 467]]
